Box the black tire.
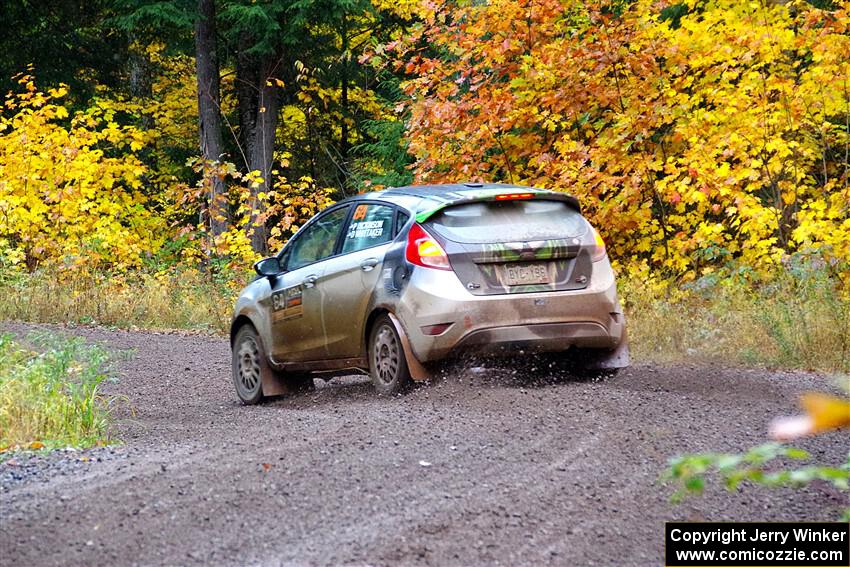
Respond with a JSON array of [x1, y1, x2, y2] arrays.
[[368, 315, 412, 395], [232, 325, 269, 404]]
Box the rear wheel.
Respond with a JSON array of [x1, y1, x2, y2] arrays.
[[369, 315, 412, 395]]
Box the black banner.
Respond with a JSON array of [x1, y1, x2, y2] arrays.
[[666, 522, 850, 566]]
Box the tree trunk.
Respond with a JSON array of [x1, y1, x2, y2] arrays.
[[339, 16, 350, 167], [128, 36, 153, 130], [246, 55, 282, 255], [195, 0, 228, 237], [236, 31, 258, 170]]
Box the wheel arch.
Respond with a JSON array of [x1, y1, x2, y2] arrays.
[[230, 314, 257, 346], [230, 313, 294, 398], [363, 307, 391, 356], [364, 308, 431, 382]]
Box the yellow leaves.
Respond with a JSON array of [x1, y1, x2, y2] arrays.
[[0, 77, 159, 270], [47, 86, 68, 99]]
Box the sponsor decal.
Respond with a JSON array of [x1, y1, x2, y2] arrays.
[[271, 285, 304, 321], [353, 204, 368, 221]]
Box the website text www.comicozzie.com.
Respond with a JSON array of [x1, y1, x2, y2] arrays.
[[673, 547, 844, 564]]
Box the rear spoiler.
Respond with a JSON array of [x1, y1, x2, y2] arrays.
[[414, 189, 581, 224]]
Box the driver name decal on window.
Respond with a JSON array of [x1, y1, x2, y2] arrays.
[[346, 220, 385, 240]]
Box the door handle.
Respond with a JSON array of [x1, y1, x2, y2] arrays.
[[360, 258, 379, 272], [302, 275, 319, 288]]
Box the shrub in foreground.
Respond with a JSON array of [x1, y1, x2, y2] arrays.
[[0, 332, 116, 450]]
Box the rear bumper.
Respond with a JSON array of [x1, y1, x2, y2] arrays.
[[456, 321, 614, 354], [396, 259, 627, 363]]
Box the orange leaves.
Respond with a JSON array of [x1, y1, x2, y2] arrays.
[[770, 393, 850, 441], [397, 0, 850, 279], [801, 393, 850, 434]]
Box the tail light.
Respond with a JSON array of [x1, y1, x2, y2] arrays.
[[590, 226, 607, 262], [406, 223, 451, 270], [420, 322, 453, 336]]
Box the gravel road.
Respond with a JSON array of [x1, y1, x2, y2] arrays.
[[0, 322, 847, 567]]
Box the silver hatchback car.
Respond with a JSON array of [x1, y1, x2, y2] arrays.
[[230, 183, 629, 403]]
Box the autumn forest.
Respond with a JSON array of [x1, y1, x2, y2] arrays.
[[1, 0, 849, 371]]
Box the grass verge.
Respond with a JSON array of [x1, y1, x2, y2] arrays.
[[0, 268, 237, 334], [622, 261, 850, 374], [0, 332, 117, 451], [0, 260, 847, 374]]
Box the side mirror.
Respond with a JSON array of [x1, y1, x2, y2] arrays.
[[254, 257, 282, 278]]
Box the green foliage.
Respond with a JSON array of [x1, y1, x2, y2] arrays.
[[0, 0, 128, 101], [110, 0, 193, 33], [664, 443, 850, 520], [755, 257, 850, 371], [0, 332, 118, 450], [353, 118, 415, 189]]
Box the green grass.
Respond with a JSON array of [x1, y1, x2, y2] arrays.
[[0, 332, 117, 450], [622, 262, 850, 374]]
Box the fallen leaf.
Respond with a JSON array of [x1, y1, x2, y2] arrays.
[[28, 441, 44, 450], [800, 393, 850, 432], [770, 393, 850, 441]]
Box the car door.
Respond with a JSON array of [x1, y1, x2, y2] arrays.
[[268, 205, 350, 362], [320, 202, 399, 359]]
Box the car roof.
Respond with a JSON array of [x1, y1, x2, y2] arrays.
[[344, 183, 578, 214]]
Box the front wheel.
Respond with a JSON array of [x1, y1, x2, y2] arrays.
[[369, 315, 412, 395], [232, 325, 268, 404]]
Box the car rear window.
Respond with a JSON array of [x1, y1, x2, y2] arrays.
[[425, 199, 587, 243]]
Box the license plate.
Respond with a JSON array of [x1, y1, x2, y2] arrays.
[[502, 262, 550, 286]]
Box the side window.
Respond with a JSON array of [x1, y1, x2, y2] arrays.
[[286, 206, 350, 270], [395, 212, 410, 237], [341, 203, 395, 254]]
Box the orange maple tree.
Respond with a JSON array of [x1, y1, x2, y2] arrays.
[[393, 0, 850, 280]]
